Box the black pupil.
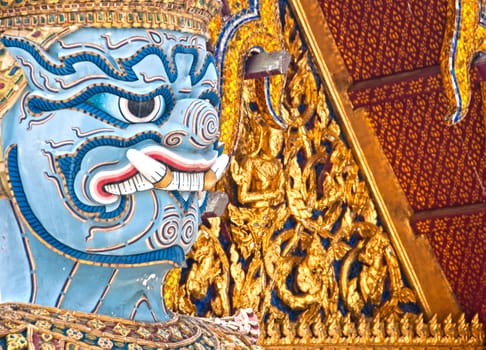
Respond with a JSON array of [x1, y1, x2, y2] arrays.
[[127, 98, 155, 118]]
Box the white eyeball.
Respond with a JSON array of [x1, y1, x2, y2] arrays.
[[118, 96, 163, 123]]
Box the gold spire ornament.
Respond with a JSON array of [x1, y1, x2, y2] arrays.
[[0, 0, 221, 37]]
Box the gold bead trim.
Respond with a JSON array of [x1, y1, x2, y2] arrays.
[[0, 2, 221, 37]]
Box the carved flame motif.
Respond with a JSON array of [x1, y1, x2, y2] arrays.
[[164, 2, 484, 347], [165, 5, 426, 343]]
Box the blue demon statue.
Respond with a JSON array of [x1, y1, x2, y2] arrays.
[[0, 5, 249, 347]]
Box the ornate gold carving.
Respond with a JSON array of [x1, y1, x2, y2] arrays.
[[0, 303, 257, 349], [0, 0, 221, 37], [217, 0, 286, 154], [163, 4, 486, 348], [262, 313, 485, 347], [165, 217, 231, 317], [165, 0, 486, 347], [291, 0, 462, 318]]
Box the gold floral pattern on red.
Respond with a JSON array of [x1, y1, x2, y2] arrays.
[[412, 211, 486, 327]]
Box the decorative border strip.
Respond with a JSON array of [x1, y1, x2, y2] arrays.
[[0, 8, 210, 37]]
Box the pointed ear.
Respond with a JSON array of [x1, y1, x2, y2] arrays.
[[0, 35, 53, 93], [0, 43, 28, 118], [0, 27, 73, 103]]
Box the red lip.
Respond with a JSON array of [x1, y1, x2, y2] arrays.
[[96, 166, 139, 200], [90, 147, 218, 201]]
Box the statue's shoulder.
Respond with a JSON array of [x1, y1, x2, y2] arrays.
[[0, 303, 257, 350]]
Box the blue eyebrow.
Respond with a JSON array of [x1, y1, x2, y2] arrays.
[[2, 36, 137, 80], [26, 84, 175, 128], [2, 36, 215, 84], [27, 84, 174, 115]]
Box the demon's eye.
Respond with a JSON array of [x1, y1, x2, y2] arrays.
[[119, 96, 163, 123]]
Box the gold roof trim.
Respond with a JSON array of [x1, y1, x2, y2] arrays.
[[288, 0, 461, 319], [0, 0, 221, 37]]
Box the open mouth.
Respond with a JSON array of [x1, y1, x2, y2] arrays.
[[88, 145, 227, 205]]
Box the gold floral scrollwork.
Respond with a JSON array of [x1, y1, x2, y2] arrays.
[[170, 3, 422, 344], [167, 1, 485, 347], [216, 0, 286, 154], [340, 223, 416, 319]]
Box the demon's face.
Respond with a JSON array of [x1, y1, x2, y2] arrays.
[[1, 28, 225, 266]]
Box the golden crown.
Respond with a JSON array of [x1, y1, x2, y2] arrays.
[[0, 0, 221, 37]]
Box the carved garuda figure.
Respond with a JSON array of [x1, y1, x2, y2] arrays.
[[0, 0, 256, 348]]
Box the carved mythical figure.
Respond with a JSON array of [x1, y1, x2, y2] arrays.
[[0, 1, 255, 348]]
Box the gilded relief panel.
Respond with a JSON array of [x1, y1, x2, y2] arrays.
[[163, 0, 486, 346], [0, 0, 482, 346], [163, 2, 486, 346]]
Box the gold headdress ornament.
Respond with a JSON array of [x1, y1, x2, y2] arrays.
[[0, 0, 221, 37]]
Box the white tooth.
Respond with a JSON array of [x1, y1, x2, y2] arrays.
[[173, 171, 180, 188], [180, 172, 189, 189], [104, 174, 154, 195], [164, 171, 179, 190], [187, 173, 195, 191], [160, 171, 208, 191], [105, 184, 112, 193], [126, 149, 167, 183], [104, 184, 120, 195], [190, 173, 204, 191], [163, 171, 206, 191], [178, 174, 184, 190], [211, 154, 229, 180], [119, 179, 135, 195], [124, 178, 136, 194], [119, 181, 128, 195], [133, 173, 154, 191], [188, 173, 194, 189], [132, 174, 141, 187], [186, 173, 192, 188], [193, 173, 200, 191]]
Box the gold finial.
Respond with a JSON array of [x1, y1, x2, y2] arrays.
[[0, 0, 221, 38]]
